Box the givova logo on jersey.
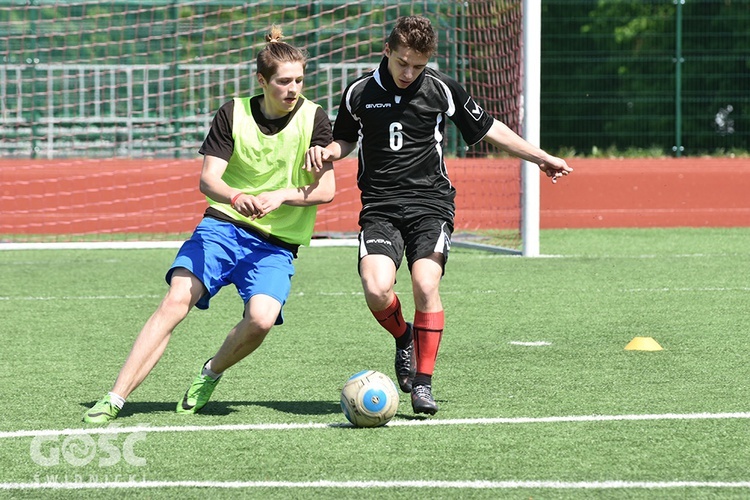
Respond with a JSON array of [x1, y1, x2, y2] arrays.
[[464, 97, 484, 121], [365, 238, 393, 246], [365, 103, 392, 109]]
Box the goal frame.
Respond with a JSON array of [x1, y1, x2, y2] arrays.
[[521, 0, 542, 257], [0, 1, 542, 255]]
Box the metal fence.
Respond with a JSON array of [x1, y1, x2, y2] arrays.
[[0, 61, 441, 158], [541, 0, 749, 156], [1, 0, 747, 158], [0, 62, 254, 158], [0, 0, 499, 159]]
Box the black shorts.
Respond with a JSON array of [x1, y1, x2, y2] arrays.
[[358, 203, 453, 272]]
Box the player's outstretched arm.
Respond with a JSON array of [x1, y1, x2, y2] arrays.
[[483, 119, 573, 183], [304, 140, 357, 172]]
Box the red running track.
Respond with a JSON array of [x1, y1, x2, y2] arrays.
[[1, 157, 748, 235]]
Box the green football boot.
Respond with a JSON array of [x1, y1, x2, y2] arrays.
[[177, 367, 221, 414], [83, 394, 120, 424]]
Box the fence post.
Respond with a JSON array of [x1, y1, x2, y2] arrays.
[[673, 0, 684, 157], [29, 0, 40, 159], [457, 2, 467, 159]]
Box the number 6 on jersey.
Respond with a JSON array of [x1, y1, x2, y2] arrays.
[[389, 122, 403, 151]]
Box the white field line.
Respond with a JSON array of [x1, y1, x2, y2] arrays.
[[0, 242, 185, 250], [4, 413, 750, 492], [2, 285, 748, 302], [621, 286, 750, 293], [2, 411, 750, 440], [2, 241, 742, 259], [466, 252, 746, 259], [0, 294, 163, 301], [2, 479, 750, 491], [0, 240, 358, 251]]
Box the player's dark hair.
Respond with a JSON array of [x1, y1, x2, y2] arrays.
[[387, 16, 437, 56], [256, 25, 308, 81]]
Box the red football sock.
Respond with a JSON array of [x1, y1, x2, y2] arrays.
[[370, 295, 409, 339], [413, 310, 444, 377]]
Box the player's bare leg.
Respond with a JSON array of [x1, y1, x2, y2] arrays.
[[360, 255, 416, 392], [410, 255, 443, 313], [112, 269, 204, 399], [360, 254, 397, 311], [177, 294, 280, 414], [84, 269, 203, 423], [210, 294, 281, 373]]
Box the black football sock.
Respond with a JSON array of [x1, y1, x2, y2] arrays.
[[413, 374, 432, 388], [395, 325, 412, 349]]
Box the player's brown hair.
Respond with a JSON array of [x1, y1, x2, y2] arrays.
[[256, 25, 308, 81], [387, 16, 438, 56]]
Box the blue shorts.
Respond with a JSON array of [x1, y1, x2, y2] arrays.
[[166, 217, 295, 325]]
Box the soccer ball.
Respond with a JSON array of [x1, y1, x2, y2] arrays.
[[340, 370, 399, 427]]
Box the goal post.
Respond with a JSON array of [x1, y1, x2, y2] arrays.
[[0, 0, 538, 254], [522, 0, 542, 257]]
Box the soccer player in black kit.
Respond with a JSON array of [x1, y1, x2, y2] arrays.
[[306, 16, 572, 415]]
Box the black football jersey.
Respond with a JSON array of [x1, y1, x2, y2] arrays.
[[333, 57, 494, 212]]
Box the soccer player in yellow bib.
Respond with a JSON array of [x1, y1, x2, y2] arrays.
[[84, 26, 335, 423]]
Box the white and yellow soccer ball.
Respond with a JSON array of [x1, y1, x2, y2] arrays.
[[340, 370, 399, 427]]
